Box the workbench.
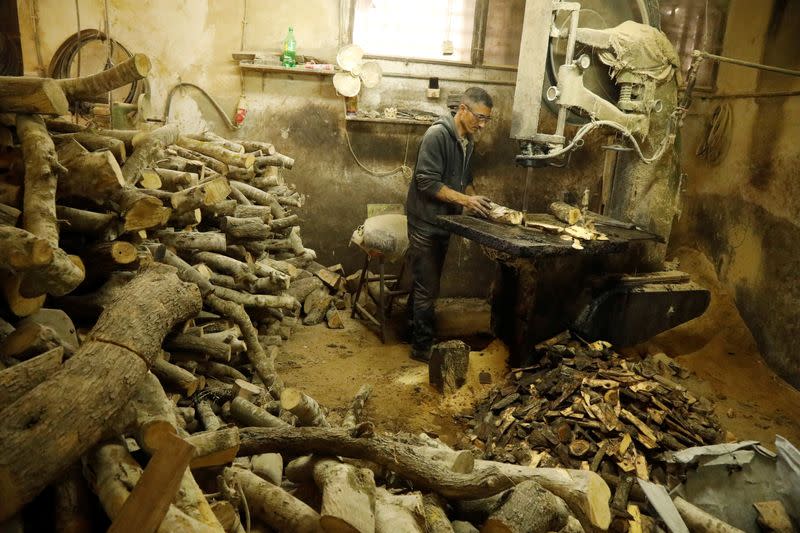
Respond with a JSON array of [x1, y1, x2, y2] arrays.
[[436, 214, 706, 364]]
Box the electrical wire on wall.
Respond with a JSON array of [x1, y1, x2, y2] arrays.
[[342, 103, 413, 178], [163, 82, 241, 131], [695, 103, 731, 164]]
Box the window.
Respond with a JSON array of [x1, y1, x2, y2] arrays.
[[659, 0, 728, 89], [351, 0, 523, 68]]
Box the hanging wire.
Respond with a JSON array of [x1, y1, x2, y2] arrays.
[[342, 102, 412, 177], [696, 103, 731, 164]]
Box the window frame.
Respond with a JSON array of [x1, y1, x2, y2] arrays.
[[348, 0, 520, 71]]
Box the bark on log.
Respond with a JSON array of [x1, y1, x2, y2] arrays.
[[313, 458, 376, 533], [673, 497, 745, 533], [254, 153, 294, 170], [549, 202, 582, 225], [0, 265, 202, 520], [167, 333, 232, 362], [0, 225, 54, 271], [0, 77, 68, 114], [120, 372, 224, 530], [152, 357, 203, 397], [250, 453, 283, 485], [212, 285, 299, 311], [56, 206, 115, 235], [186, 427, 240, 469], [84, 442, 220, 533], [424, 493, 455, 533], [156, 230, 227, 253], [222, 466, 323, 532], [270, 214, 300, 230], [240, 140, 276, 156], [375, 488, 426, 533], [342, 384, 372, 429], [55, 132, 127, 163], [196, 400, 223, 432], [233, 204, 272, 222], [231, 397, 287, 428], [0, 203, 21, 226], [482, 480, 575, 533], [280, 388, 330, 427], [171, 177, 231, 214], [58, 54, 151, 103], [0, 347, 63, 405], [156, 155, 205, 175], [220, 216, 269, 239], [171, 146, 228, 175], [16, 114, 84, 297], [197, 131, 245, 153], [153, 167, 199, 191], [229, 180, 274, 207], [177, 137, 255, 169], [193, 251, 253, 283], [54, 463, 93, 533], [57, 139, 125, 202], [237, 424, 608, 527]]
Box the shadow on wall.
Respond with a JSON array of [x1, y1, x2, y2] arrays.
[[670, 193, 800, 389]]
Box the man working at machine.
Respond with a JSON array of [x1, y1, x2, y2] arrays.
[[405, 87, 494, 363]]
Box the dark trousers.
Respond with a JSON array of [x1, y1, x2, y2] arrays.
[[407, 224, 450, 354]]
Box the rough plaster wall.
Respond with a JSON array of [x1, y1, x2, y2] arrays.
[[16, 0, 605, 298], [671, 0, 800, 387]]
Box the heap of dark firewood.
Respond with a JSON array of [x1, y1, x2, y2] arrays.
[[460, 333, 725, 530]]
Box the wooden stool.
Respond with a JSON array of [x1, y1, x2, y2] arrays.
[[350, 248, 409, 343]]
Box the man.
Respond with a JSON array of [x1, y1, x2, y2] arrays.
[[405, 87, 494, 362]]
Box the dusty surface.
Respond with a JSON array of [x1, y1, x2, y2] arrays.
[[277, 317, 506, 443], [629, 247, 800, 449], [279, 247, 800, 450]]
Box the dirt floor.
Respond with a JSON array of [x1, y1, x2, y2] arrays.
[[278, 246, 800, 450]]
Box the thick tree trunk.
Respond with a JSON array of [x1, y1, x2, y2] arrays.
[[0, 347, 63, 405], [16, 114, 85, 297], [0, 77, 68, 115], [222, 466, 324, 533], [58, 54, 151, 103], [0, 265, 202, 521]]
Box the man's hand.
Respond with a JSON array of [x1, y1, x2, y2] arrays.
[[462, 195, 492, 218]]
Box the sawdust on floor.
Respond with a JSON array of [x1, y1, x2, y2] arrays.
[[276, 319, 507, 443], [278, 246, 800, 450], [629, 246, 800, 449]]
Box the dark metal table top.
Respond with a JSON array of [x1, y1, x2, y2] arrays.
[[437, 213, 662, 259]]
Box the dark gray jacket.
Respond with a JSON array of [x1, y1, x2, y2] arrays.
[[405, 114, 473, 237]]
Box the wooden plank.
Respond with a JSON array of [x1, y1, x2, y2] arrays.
[[108, 432, 195, 533]]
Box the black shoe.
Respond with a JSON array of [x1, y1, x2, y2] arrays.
[[410, 348, 431, 363]]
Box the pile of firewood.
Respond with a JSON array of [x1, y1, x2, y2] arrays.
[[460, 333, 725, 530]]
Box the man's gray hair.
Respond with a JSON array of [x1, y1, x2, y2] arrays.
[[462, 87, 493, 108]]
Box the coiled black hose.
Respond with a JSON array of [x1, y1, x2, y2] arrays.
[[49, 29, 142, 104]]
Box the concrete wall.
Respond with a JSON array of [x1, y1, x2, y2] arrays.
[[671, 0, 800, 387], [16, 0, 609, 297]]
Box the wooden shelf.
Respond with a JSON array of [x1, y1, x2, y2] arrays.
[[238, 61, 336, 76], [345, 116, 434, 126]]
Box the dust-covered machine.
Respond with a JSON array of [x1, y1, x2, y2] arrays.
[[437, 0, 710, 362]]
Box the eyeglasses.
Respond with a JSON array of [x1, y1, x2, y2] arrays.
[[464, 104, 492, 123]]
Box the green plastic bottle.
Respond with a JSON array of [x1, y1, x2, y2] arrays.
[[281, 27, 297, 67]]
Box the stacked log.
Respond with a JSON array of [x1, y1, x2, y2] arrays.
[[462, 333, 726, 530]]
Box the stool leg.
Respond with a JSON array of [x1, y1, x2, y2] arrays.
[[385, 252, 408, 317], [351, 254, 370, 318], [379, 257, 386, 343]]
